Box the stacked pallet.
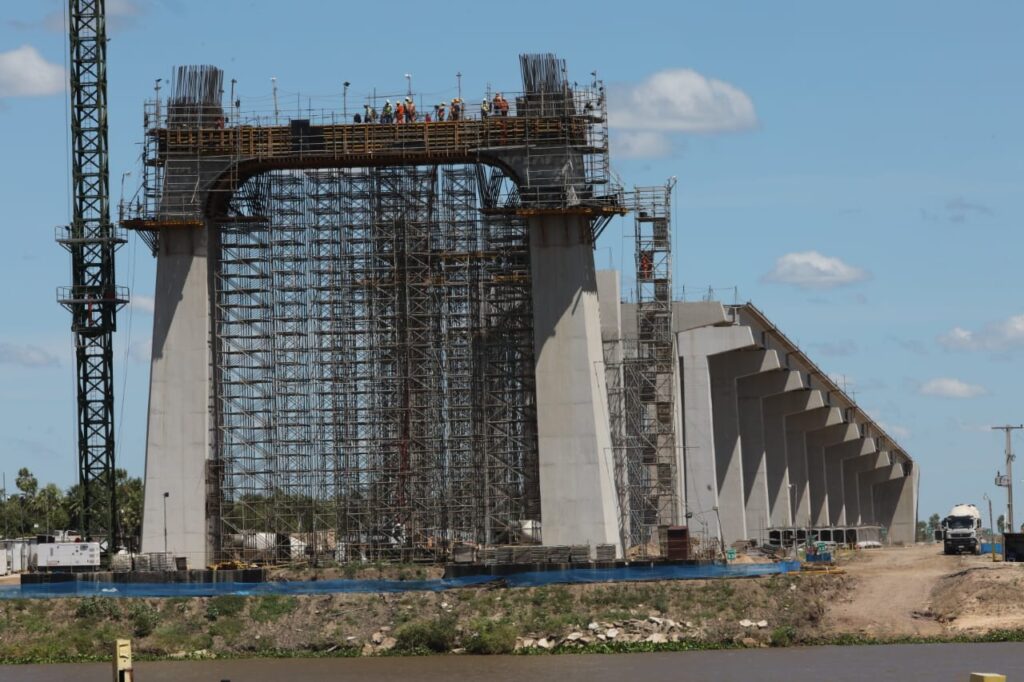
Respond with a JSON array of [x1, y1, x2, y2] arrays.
[[546, 545, 570, 563], [569, 544, 591, 563], [595, 544, 616, 562]]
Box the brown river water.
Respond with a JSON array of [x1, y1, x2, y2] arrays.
[[5, 643, 1024, 681]]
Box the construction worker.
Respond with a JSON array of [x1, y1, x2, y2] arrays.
[[382, 100, 393, 124], [435, 102, 446, 122], [639, 251, 653, 280], [480, 98, 490, 119], [450, 98, 461, 121], [495, 92, 509, 116], [395, 100, 405, 124], [406, 97, 416, 122]]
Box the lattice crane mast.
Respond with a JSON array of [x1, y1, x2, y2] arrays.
[[57, 0, 126, 550]]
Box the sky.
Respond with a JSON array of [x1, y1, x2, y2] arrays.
[[0, 0, 1022, 524]]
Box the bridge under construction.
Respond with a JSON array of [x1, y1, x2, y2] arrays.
[[125, 54, 916, 567]]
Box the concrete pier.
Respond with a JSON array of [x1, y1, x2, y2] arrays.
[[140, 228, 212, 566], [530, 216, 620, 552]]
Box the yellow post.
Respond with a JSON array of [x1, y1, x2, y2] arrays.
[[969, 674, 1006, 682], [113, 638, 133, 682]]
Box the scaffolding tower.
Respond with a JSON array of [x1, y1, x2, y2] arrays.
[[213, 165, 538, 562]]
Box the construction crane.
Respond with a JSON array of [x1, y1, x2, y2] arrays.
[[57, 0, 126, 551]]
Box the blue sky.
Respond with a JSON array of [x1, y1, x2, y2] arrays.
[[1, 0, 1022, 523]]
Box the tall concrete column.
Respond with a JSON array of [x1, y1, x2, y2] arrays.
[[785, 406, 842, 527], [805, 422, 859, 527], [529, 215, 620, 552], [677, 325, 755, 541], [708, 349, 779, 543], [762, 389, 823, 526], [736, 369, 804, 541], [140, 227, 212, 566], [873, 461, 919, 544], [824, 436, 873, 525], [842, 450, 884, 526], [857, 456, 899, 526]]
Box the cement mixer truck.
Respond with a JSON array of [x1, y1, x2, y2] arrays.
[[941, 503, 983, 555]]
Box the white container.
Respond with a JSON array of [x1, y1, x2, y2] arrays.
[[37, 542, 101, 569]]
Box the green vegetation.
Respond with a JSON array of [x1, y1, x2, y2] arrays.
[[394, 616, 458, 652], [0, 467, 143, 551], [250, 595, 298, 623], [464, 618, 518, 654]]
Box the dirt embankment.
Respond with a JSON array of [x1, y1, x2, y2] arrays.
[[1, 545, 1022, 663], [0, 573, 842, 662], [823, 543, 1024, 638]]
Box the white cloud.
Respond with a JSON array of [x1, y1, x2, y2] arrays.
[[918, 377, 986, 399], [0, 45, 64, 98], [608, 69, 757, 133], [609, 130, 672, 159], [129, 295, 155, 315], [939, 314, 1024, 352], [11, 0, 145, 32], [761, 251, 869, 290], [0, 342, 60, 368]]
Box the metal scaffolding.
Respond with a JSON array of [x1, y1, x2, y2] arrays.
[[212, 165, 538, 562], [605, 182, 680, 558]]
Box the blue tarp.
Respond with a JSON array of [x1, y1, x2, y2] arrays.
[[980, 543, 1003, 554], [0, 561, 801, 599]]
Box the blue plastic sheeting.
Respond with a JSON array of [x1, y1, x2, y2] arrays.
[[980, 543, 1003, 554], [0, 561, 801, 600]]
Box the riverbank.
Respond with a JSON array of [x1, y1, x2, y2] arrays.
[[0, 545, 1021, 664]]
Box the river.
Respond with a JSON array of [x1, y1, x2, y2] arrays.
[[5, 643, 1023, 681]]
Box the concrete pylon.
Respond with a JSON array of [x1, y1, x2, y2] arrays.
[[873, 460, 919, 544], [708, 348, 780, 543], [140, 227, 213, 566], [761, 389, 823, 527], [677, 325, 756, 541], [785, 406, 842, 527], [805, 422, 859, 527], [736, 369, 804, 541], [529, 215, 620, 553], [824, 436, 875, 525], [857, 456, 900, 525], [842, 449, 884, 526]]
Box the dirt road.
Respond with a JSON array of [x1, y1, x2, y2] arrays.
[[826, 544, 1016, 637]]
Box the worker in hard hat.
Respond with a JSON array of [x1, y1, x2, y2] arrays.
[[435, 102, 446, 122], [480, 98, 490, 119], [382, 100, 393, 124], [395, 99, 405, 124], [450, 98, 461, 121], [406, 97, 416, 122]]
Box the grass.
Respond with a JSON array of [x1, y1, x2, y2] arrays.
[[394, 616, 458, 653], [250, 595, 298, 623]]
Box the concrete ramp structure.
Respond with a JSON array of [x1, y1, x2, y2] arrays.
[[603, 294, 918, 548]]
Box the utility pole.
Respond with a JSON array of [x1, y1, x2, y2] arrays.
[[983, 493, 996, 562], [993, 424, 1022, 532]]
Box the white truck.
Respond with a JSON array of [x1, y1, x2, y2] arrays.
[[941, 503, 983, 555]]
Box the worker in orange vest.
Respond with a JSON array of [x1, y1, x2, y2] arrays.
[[395, 100, 405, 124], [496, 93, 509, 116]]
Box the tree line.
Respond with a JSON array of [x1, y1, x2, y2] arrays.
[[0, 468, 143, 551]]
